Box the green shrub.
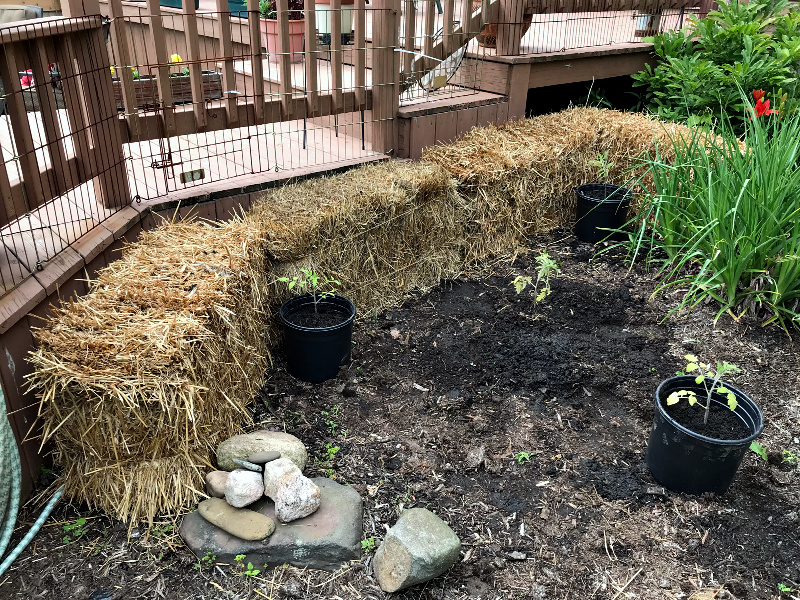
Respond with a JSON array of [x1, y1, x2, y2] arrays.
[[632, 0, 800, 131], [629, 105, 800, 330]]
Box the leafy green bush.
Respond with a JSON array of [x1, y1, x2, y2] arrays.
[[632, 0, 800, 130], [629, 106, 800, 330]]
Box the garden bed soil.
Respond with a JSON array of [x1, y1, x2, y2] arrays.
[[1, 228, 798, 600]]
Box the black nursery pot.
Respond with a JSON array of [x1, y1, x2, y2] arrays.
[[278, 293, 356, 384], [574, 183, 632, 243], [646, 376, 763, 495]]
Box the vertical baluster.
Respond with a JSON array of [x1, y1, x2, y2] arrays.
[[183, 0, 206, 129], [305, 0, 320, 116], [109, 0, 141, 138], [56, 34, 92, 183], [215, 0, 239, 126], [402, 0, 415, 80], [331, 0, 343, 112], [443, 0, 454, 56], [30, 35, 73, 195], [145, 0, 176, 135], [458, 0, 471, 42], [0, 44, 45, 209], [248, 0, 266, 122], [353, 0, 366, 110], [275, 0, 293, 119]]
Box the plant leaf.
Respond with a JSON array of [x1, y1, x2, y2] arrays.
[[667, 392, 680, 405]]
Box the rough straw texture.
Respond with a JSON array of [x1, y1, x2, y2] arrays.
[[28, 109, 695, 523], [27, 218, 273, 523]]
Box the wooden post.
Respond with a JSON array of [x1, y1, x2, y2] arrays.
[[248, 0, 266, 123], [0, 44, 45, 209], [72, 26, 131, 208], [145, 0, 176, 135], [30, 35, 73, 196], [402, 0, 415, 80], [496, 0, 523, 55], [183, 0, 207, 129], [275, 0, 293, 119], [330, 0, 343, 112], [215, 0, 239, 126], [108, 0, 141, 138], [442, 0, 454, 55], [370, 0, 398, 154], [305, 0, 320, 116], [353, 0, 366, 110]]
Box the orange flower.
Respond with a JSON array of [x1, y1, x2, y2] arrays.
[[753, 89, 765, 102]]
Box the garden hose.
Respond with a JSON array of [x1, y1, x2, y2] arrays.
[[0, 388, 63, 577]]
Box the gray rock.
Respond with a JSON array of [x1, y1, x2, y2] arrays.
[[197, 498, 275, 541], [233, 458, 263, 472], [205, 471, 228, 499], [263, 458, 321, 522], [465, 446, 486, 470], [225, 470, 265, 508], [372, 508, 461, 592], [180, 478, 362, 571], [217, 431, 307, 472], [248, 450, 281, 464]]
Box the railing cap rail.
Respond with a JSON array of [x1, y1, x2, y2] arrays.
[[0, 15, 104, 45]]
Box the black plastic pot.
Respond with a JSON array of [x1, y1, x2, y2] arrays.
[[574, 183, 632, 243], [646, 375, 763, 495], [278, 293, 356, 384]]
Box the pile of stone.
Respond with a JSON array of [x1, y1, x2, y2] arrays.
[[180, 431, 363, 571], [180, 430, 463, 590]]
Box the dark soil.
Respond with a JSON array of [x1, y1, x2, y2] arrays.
[[2, 227, 799, 600], [663, 397, 752, 441], [284, 304, 351, 328]]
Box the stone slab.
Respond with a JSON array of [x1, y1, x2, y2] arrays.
[[180, 478, 362, 571]]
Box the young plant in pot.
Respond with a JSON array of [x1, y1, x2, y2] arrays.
[[574, 152, 633, 244], [646, 355, 764, 495], [277, 269, 356, 384]]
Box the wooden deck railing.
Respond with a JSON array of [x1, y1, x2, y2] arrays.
[[0, 16, 130, 230]]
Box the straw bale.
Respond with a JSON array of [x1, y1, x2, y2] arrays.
[[250, 160, 466, 314], [27, 216, 274, 523], [422, 107, 693, 235]]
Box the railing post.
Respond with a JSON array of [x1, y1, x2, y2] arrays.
[[62, 0, 101, 16], [370, 0, 399, 154], [71, 24, 132, 208], [496, 0, 523, 55]]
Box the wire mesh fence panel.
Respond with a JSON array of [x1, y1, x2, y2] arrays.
[[0, 16, 130, 295], [104, 2, 381, 201]]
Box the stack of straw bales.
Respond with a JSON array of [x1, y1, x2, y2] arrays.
[[28, 109, 693, 523]]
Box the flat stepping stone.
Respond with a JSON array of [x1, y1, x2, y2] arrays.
[[197, 498, 275, 541], [180, 478, 361, 571], [248, 450, 281, 464]]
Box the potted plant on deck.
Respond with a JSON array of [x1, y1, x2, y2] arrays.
[[646, 355, 764, 495], [260, 0, 306, 63], [277, 269, 356, 383], [574, 151, 633, 243]]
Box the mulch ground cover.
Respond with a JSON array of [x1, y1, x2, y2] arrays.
[[2, 227, 798, 600]]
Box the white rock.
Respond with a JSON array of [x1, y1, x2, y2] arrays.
[[224, 469, 265, 508], [275, 474, 321, 522], [263, 458, 321, 522]]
